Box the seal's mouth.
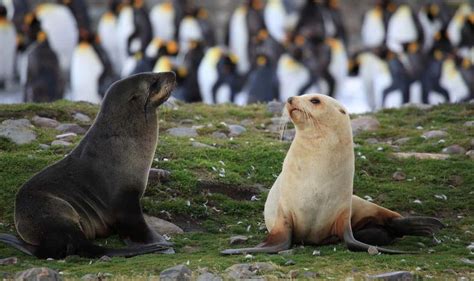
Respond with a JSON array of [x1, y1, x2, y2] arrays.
[[146, 72, 177, 108]]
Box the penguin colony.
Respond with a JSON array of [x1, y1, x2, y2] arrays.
[[0, 0, 472, 111]]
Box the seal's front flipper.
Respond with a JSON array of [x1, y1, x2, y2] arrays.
[[385, 217, 445, 237], [0, 234, 36, 256], [221, 217, 292, 255]]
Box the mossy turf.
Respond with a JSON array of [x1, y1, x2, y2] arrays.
[[0, 101, 473, 280]]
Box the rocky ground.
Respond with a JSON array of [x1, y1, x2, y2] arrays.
[[0, 100, 473, 280]]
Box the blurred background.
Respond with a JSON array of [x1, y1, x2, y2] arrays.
[[0, 0, 472, 113]]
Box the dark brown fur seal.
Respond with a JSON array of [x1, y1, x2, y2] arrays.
[[0, 72, 176, 259]]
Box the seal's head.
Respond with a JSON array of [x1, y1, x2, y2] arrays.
[[285, 94, 352, 144], [101, 72, 176, 115]]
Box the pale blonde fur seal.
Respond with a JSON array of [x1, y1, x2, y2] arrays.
[[222, 94, 443, 254]]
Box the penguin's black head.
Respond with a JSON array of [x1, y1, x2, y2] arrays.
[[78, 28, 97, 44], [217, 54, 238, 76], [348, 53, 361, 76], [102, 72, 176, 117], [22, 13, 42, 42], [0, 5, 7, 18]]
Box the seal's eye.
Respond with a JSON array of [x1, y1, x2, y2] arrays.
[[310, 98, 321, 105], [128, 95, 140, 102]]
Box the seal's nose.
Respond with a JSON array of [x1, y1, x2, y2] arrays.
[[287, 97, 294, 105]]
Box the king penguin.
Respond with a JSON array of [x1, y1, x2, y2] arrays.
[[149, 0, 176, 41], [98, 1, 121, 73], [35, 2, 78, 72], [361, 0, 395, 48], [245, 53, 279, 104], [0, 4, 17, 90], [60, 0, 91, 32], [276, 51, 312, 102], [264, 0, 288, 44], [447, 4, 471, 48], [386, 4, 423, 53], [24, 31, 64, 103], [178, 7, 204, 54], [70, 30, 105, 103]]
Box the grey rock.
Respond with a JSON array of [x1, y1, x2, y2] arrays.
[[278, 249, 295, 256], [56, 123, 86, 135], [240, 119, 254, 126], [196, 272, 222, 281], [55, 133, 77, 142], [393, 137, 411, 145], [392, 171, 406, 181], [51, 140, 72, 147], [98, 255, 111, 262], [422, 130, 448, 139], [159, 264, 192, 281], [392, 152, 449, 160], [0, 257, 17, 265], [461, 258, 474, 265], [281, 129, 295, 142], [80, 274, 99, 281], [167, 127, 198, 137], [0, 119, 37, 145], [211, 132, 227, 139], [192, 141, 215, 149], [73, 112, 91, 123], [225, 263, 276, 279], [368, 271, 414, 281], [368, 246, 379, 256], [144, 215, 184, 235], [267, 101, 285, 115], [442, 145, 466, 155], [229, 235, 248, 245], [464, 121, 474, 127], [466, 150, 474, 159], [15, 267, 62, 281], [32, 116, 60, 128], [351, 116, 380, 136], [284, 259, 295, 266], [366, 138, 379, 144], [302, 272, 320, 278], [228, 125, 246, 136], [148, 168, 171, 183], [39, 144, 50, 150], [402, 103, 433, 110]]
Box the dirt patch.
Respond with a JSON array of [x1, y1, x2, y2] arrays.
[[197, 180, 267, 201]]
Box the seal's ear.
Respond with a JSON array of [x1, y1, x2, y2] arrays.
[[339, 109, 346, 115]]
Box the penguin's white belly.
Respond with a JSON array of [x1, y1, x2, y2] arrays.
[[98, 14, 121, 73], [229, 7, 250, 75], [37, 4, 78, 71], [264, 2, 287, 43], [440, 59, 469, 103], [70, 45, 104, 104], [361, 10, 385, 48], [277, 55, 310, 102], [179, 17, 203, 54], [0, 22, 16, 81], [150, 4, 175, 41], [197, 59, 218, 104], [387, 6, 417, 52], [116, 6, 135, 70]]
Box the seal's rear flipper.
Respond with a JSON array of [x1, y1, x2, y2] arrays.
[[101, 243, 174, 258], [221, 232, 291, 255], [343, 227, 414, 254], [0, 234, 36, 256], [385, 217, 445, 237]]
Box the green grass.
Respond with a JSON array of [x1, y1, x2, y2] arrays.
[[0, 101, 473, 280]]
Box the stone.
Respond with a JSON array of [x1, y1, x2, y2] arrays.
[[467, 150, 474, 159], [366, 138, 379, 144], [281, 129, 296, 141], [212, 132, 227, 139], [284, 259, 296, 266], [56, 123, 86, 135], [368, 246, 379, 255], [393, 137, 411, 145], [159, 264, 192, 281], [240, 119, 254, 126], [392, 152, 449, 160], [461, 258, 474, 265], [73, 112, 91, 123], [351, 116, 380, 136], [228, 125, 246, 136], [229, 235, 248, 245], [144, 215, 184, 235], [32, 116, 60, 128], [98, 255, 111, 262], [267, 101, 285, 115], [51, 140, 72, 147], [464, 121, 474, 127], [196, 272, 222, 281], [422, 130, 448, 139], [278, 249, 295, 256], [15, 267, 62, 281], [368, 271, 414, 281], [81, 274, 99, 281], [402, 103, 432, 110], [55, 133, 77, 142], [392, 171, 406, 181], [39, 144, 50, 150], [0, 119, 37, 144], [0, 257, 17, 265], [442, 145, 466, 155], [225, 263, 276, 280], [302, 271, 320, 278], [288, 270, 299, 278], [167, 127, 198, 137], [192, 141, 215, 149], [148, 168, 171, 183]]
